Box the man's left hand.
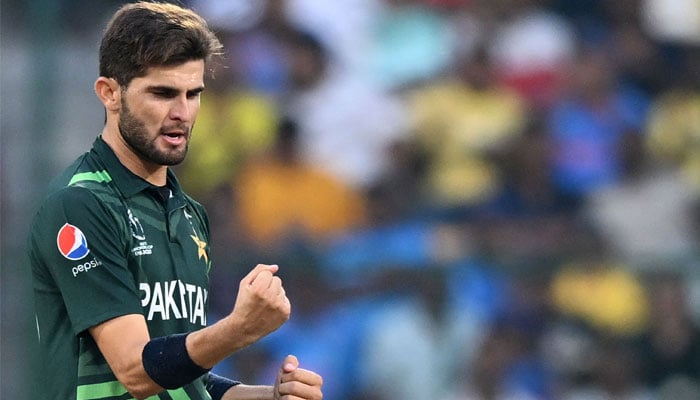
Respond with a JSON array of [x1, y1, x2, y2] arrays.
[[274, 355, 323, 400]]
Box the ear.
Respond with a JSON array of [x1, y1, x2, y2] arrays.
[[94, 77, 122, 112]]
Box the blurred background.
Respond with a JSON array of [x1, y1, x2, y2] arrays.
[[4, 0, 700, 399]]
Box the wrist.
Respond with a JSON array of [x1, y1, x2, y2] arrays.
[[142, 333, 210, 389], [220, 314, 258, 349], [206, 373, 240, 400], [186, 316, 257, 369], [222, 384, 274, 400]]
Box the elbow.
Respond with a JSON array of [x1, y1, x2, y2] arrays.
[[112, 363, 163, 400], [122, 378, 162, 400]]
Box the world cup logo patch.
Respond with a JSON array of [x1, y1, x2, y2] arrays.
[[57, 223, 90, 260]]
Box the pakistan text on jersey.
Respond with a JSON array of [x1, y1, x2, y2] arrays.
[[140, 280, 207, 326]]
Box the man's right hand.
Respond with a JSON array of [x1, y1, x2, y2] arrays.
[[186, 264, 291, 370], [228, 264, 291, 344]]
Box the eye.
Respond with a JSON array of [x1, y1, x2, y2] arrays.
[[187, 89, 204, 99], [153, 89, 177, 99], [147, 86, 178, 98]]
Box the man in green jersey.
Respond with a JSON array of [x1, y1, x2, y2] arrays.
[[27, 2, 323, 399]]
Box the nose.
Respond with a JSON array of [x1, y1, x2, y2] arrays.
[[169, 94, 196, 122]]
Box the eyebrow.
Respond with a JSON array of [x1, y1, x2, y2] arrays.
[[146, 85, 205, 96]]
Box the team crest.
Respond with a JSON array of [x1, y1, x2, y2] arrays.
[[57, 223, 90, 260]]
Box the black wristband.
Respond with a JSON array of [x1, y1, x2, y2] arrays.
[[206, 373, 240, 400], [142, 332, 210, 389]]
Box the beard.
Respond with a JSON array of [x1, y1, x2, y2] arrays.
[[118, 98, 190, 166]]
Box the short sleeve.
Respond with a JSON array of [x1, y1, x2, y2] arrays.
[[29, 186, 143, 335]]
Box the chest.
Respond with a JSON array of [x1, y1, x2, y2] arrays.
[[122, 194, 211, 327]]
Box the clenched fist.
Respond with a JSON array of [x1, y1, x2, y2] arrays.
[[229, 264, 291, 345]]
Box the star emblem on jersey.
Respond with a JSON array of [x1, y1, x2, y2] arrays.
[[190, 234, 208, 263]]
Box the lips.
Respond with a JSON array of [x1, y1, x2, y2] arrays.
[[161, 130, 188, 146]]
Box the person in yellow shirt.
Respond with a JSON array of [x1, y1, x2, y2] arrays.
[[407, 48, 527, 209], [646, 83, 700, 191], [551, 258, 648, 337], [232, 117, 367, 248]]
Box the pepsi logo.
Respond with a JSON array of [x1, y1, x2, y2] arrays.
[[57, 223, 90, 260]]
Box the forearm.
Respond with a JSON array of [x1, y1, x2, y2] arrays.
[[187, 264, 290, 369], [89, 264, 292, 399], [186, 315, 259, 369], [90, 315, 166, 399], [222, 384, 274, 400]]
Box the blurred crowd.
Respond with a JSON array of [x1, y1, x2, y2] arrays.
[[9, 0, 700, 399], [166, 0, 700, 399]]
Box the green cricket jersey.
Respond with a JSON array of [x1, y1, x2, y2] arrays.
[[28, 136, 216, 400]]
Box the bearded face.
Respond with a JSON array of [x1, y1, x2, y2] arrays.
[[118, 96, 191, 166]]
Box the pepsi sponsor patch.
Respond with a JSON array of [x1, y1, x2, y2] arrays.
[[57, 223, 90, 260]]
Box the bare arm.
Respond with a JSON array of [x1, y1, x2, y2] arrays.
[[89, 264, 290, 399], [187, 264, 290, 368], [221, 385, 274, 400], [89, 314, 158, 399]]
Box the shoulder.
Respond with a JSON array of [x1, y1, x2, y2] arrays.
[[41, 147, 118, 199], [31, 185, 120, 232], [39, 172, 122, 215], [31, 179, 126, 244]]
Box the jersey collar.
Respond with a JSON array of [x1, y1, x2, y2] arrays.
[[92, 136, 186, 200]]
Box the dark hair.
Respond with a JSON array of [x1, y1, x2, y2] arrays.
[[99, 1, 223, 86]]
